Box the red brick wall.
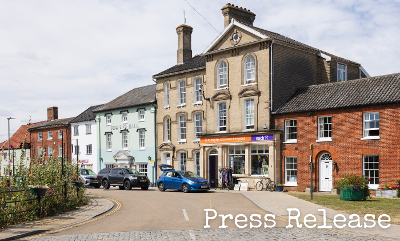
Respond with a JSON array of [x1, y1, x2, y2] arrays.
[[273, 103, 400, 191], [30, 126, 71, 161]]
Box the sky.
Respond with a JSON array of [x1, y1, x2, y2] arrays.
[[1, 0, 400, 142]]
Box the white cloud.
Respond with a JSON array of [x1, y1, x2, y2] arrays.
[[0, 0, 399, 140]]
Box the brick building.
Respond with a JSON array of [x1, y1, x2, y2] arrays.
[[273, 73, 400, 192], [153, 3, 368, 189], [29, 107, 74, 161]]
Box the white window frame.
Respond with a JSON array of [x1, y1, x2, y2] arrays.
[[139, 109, 145, 121], [244, 99, 254, 130], [48, 146, 52, 157], [74, 125, 79, 136], [122, 131, 128, 150], [178, 80, 186, 106], [38, 132, 42, 141], [217, 61, 227, 89], [48, 131, 53, 140], [362, 112, 380, 140], [138, 163, 148, 175], [86, 124, 91, 134], [106, 114, 112, 125], [284, 120, 297, 143], [58, 145, 62, 157], [38, 146, 42, 157], [317, 116, 332, 142], [58, 130, 63, 139], [337, 63, 347, 82], [122, 112, 128, 123], [194, 77, 202, 104], [363, 155, 379, 189], [165, 83, 170, 108], [194, 152, 200, 176], [178, 115, 186, 142], [164, 118, 170, 142], [179, 152, 186, 171], [106, 133, 112, 151], [218, 102, 227, 132], [244, 55, 256, 85], [86, 144, 92, 155], [285, 156, 297, 186], [194, 113, 202, 141], [139, 130, 145, 149]]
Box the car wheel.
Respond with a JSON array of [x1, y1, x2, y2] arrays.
[[141, 186, 149, 190], [102, 179, 110, 190], [94, 184, 101, 188], [124, 180, 132, 190], [158, 182, 165, 191], [182, 183, 189, 193]]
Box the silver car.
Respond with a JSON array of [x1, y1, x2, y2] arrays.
[[80, 169, 101, 188]]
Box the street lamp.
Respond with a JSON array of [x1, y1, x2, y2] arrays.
[[7, 117, 15, 171]]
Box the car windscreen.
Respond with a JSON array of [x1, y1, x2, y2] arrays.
[[124, 168, 140, 175], [86, 169, 96, 175], [180, 171, 199, 178]]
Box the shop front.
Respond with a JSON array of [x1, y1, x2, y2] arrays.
[[199, 131, 282, 190]]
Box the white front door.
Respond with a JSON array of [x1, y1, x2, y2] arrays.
[[319, 153, 332, 191], [163, 153, 170, 165]]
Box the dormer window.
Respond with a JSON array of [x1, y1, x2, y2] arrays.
[[217, 61, 227, 89], [337, 63, 347, 82]]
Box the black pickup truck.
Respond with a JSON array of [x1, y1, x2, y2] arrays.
[[97, 168, 150, 190]]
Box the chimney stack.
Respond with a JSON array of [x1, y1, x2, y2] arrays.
[[47, 107, 58, 121], [221, 3, 256, 28], [176, 24, 193, 64]]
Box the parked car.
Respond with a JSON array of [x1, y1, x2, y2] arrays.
[[157, 170, 210, 193], [80, 169, 101, 188], [97, 168, 150, 190], [158, 164, 174, 172]]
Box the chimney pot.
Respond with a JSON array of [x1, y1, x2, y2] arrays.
[[176, 24, 193, 64]]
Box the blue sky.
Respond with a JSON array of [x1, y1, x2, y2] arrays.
[[1, 0, 399, 141]]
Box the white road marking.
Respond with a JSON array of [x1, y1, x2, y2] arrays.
[[182, 209, 189, 221]]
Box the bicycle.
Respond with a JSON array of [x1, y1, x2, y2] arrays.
[[255, 176, 275, 191]]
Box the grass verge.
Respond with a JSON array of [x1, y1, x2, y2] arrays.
[[288, 192, 400, 224]]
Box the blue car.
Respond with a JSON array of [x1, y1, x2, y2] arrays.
[[157, 170, 210, 193]]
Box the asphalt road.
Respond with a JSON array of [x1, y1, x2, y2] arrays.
[[41, 187, 288, 236]]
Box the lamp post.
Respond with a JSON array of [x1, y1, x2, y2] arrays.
[[7, 117, 15, 163]]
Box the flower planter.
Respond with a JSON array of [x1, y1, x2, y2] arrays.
[[340, 186, 367, 201], [277, 186, 284, 192], [33, 188, 48, 197], [376, 189, 399, 198]]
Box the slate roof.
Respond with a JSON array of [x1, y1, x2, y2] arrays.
[[70, 104, 103, 123], [0, 121, 46, 148], [153, 55, 206, 78], [94, 84, 156, 112], [29, 117, 75, 130], [274, 73, 400, 114]]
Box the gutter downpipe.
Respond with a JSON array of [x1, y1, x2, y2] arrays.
[[269, 39, 276, 183], [152, 102, 157, 187], [97, 116, 101, 173]]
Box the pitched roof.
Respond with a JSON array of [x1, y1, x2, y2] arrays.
[[0, 121, 46, 149], [274, 73, 400, 114], [29, 117, 75, 130], [94, 84, 156, 112], [70, 104, 104, 123], [153, 55, 206, 78]]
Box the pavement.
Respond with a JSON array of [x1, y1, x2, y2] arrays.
[[0, 188, 399, 241]]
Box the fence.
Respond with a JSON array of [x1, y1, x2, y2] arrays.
[[0, 182, 84, 227]]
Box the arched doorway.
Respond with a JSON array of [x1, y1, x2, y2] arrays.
[[319, 153, 332, 191], [208, 149, 218, 188]]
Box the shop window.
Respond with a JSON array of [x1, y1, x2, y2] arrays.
[[164, 118, 170, 142], [138, 164, 148, 175], [244, 55, 255, 84], [194, 152, 200, 176], [245, 99, 254, 130], [217, 61, 227, 89], [179, 152, 186, 170], [194, 113, 202, 141], [218, 102, 227, 132], [178, 115, 186, 142], [285, 157, 297, 186], [165, 83, 169, 107], [318, 116, 332, 141], [194, 77, 202, 103], [337, 63, 347, 82], [284, 119, 297, 143], [363, 155, 379, 189], [250, 145, 269, 175], [229, 146, 245, 174], [363, 112, 379, 139]]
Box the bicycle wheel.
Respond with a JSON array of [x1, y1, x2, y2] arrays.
[[255, 181, 264, 191], [267, 181, 276, 192]]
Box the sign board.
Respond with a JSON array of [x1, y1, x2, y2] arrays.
[[79, 159, 89, 163], [240, 182, 248, 191], [201, 134, 273, 144], [234, 184, 240, 191]]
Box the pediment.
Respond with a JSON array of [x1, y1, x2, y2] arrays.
[[113, 150, 132, 160], [158, 142, 175, 151], [211, 90, 231, 102], [238, 86, 260, 98]]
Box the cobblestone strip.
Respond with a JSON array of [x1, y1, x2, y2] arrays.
[[31, 228, 398, 241]]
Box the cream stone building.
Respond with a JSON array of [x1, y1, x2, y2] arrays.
[[153, 4, 368, 189]]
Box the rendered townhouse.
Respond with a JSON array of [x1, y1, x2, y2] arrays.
[[273, 73, 400, 192], [94, 85, 157, 185], [153, 3, 369, 189], [0, 121, 45, 175], [29, 107, 74, 161], [70, 104, 103, 171]]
